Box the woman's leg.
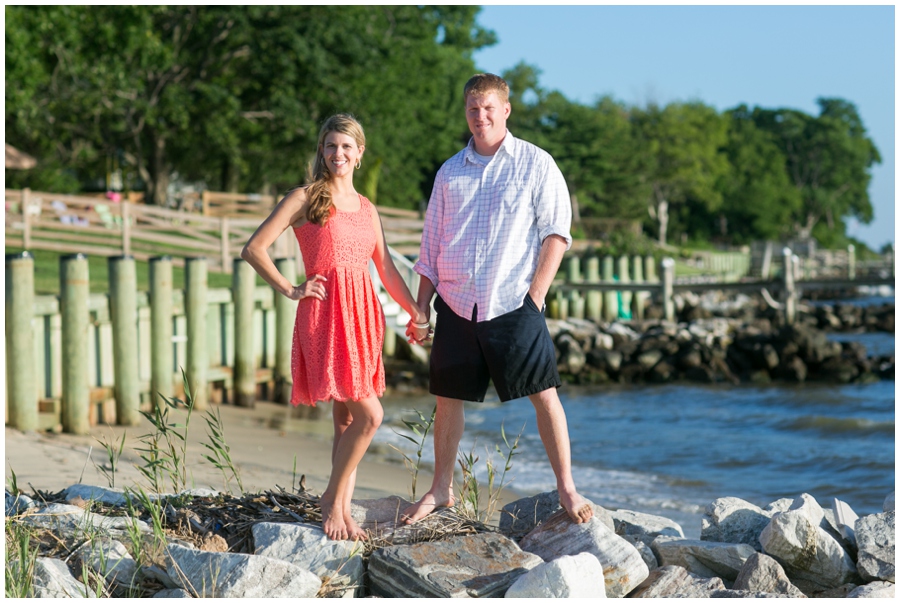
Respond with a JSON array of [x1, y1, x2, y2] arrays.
[[320, 396, 383, 540]]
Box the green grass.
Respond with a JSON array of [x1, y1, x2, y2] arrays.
[[6, 247, 244, 295]]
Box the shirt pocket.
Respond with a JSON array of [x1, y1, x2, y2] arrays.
[[499, 182, 531, 213]]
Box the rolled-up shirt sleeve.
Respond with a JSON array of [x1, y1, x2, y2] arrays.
[[534, 156, 572, 250], [414, 168, 445, 285]]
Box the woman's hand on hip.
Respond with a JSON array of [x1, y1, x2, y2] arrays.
[[290, 274, 328, 301]]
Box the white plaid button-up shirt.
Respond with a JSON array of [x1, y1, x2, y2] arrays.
[[414, 131, 572, 322]]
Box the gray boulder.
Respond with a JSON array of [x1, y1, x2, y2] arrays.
[[629, 565, 726, 598], [23, 503, 151, 538], [702, 497, 772, 550], [498, 491, 613, 538], [367, 532, 541, 597], [76, 539, 138, 589], [622, 534, 659, 572], [64, 485, 133, 507], [708, 590, 804, 598], [855, 511, 895, 583], [31, 557, 98, 598], [611, 508, 684, 546], [732, 552, 806, 597], [505, 552, 606, 598], [759, 509, 858, 590], [252, 522, 364, 597], [164, 543, 321, 597], [6, 491, 36, 516], [884, 492, 894, 513], [651, 537, 756, 581], [152, 589, 193, 598], [519, 511, 648, 597], [848, 581, 895, 598]]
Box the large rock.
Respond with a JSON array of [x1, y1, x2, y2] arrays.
[[701, 497, 772, 550], [708, 590, 803, 598], [22, 503, 151, 538], [629, 565, 726, 598], [64, 485, 134, 507], [883, 492, 894, 513], [611, 509, 684, 547], [847, 581, 895, 598], [732, 552, 805, 597], [505, 553, 606, 598], [759, 509, 858, 589], [854, 511, 895, 583], [367, 532, 541, 598], [252, 522, 364, 597], [31, 557, 98, 598], [152, 589, 193, 598], [519, 511, 648, 597], [164, 543, 321, 597], [651, 537, 756, 581], [621, 535, 659, 572], [6, 491, 36, 515], [76, 539, 138, 589], [498, 491, 613, 538]]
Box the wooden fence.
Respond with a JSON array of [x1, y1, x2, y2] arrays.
[[5, 188, 426, 272]]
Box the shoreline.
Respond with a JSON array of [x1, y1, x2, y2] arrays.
[[4, 397, 526, 512]]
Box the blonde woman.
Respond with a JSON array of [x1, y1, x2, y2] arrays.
[[242, 114, 430, 540]]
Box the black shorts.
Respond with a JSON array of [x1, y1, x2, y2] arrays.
[[429, 294, 561, 403]]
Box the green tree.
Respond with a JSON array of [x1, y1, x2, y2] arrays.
[[632, 101, 730, 246], [751, 98, 880, 244]]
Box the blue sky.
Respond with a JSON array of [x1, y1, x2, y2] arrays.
[[472, 4, 895, 250]]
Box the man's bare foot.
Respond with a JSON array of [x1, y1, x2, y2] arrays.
[[559, 490, 593, 524], [400, 492, 455, 525], [321, 496, 350, 540]]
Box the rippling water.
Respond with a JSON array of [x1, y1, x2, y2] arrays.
[[378, 320, 894, 538]]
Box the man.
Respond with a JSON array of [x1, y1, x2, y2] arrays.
[[402, 73, 593, 525]]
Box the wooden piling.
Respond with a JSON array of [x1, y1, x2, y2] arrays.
[[6, 252, 37, 431], [632, 255, 646, 321], [233, 258, 256, 408], [661, 257, 675, 322], [602, 256, 617, 321], [847, 244, 856, 280], [274, 258, 297, 405], [617, 255, 632, 320], [108, 256, 141, 425], [60, 254, 91, 435], [185, 258, 209, 411], [585, 256, 602, 322], [783, 248, 796, 325], [149, 256, 174, 407]]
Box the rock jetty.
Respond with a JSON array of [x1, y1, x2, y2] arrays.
[[5, 485, 894, 598], [548, 310, 894, 386]]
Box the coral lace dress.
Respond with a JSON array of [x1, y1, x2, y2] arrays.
[[291, 195, 386, 406]]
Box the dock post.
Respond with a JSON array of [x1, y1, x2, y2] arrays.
[[632, 255, 646, 321], [6, 252, 37, 431], [567, 255, 582, 284], [661, 257, 675, 323], [185, 258, 209, 411], [274, 258, 298, 405], [60, 254, 91, 435], [617, 255, 632, 319], [847, 244, 856, 280], [108, 256, 141, 425], [233, 258, 256, 408], [602, 256, 617, 321], [783, 248, 796, 325], [585, 256, 601, 322], [150, 256, 174, 407]]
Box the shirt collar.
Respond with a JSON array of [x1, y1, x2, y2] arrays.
[[463, 130, 517, 165]]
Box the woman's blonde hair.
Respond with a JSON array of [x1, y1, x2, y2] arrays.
[[304, 113, 366, 226]]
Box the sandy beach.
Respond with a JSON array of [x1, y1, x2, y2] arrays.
[[4, 399, 433, 502]]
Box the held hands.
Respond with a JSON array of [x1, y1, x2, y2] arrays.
[[289, 274, 328, 301], [405, 305, 433, 345]]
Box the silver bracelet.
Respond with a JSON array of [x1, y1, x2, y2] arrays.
[[411, 321, 431, 329]]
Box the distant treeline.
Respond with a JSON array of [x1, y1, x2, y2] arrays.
[[5, 6, 881, 249]]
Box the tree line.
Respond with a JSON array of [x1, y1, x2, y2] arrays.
[[6, 6, 880, 249]]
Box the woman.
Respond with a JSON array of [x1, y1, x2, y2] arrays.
[[241, 114, 431, 540]]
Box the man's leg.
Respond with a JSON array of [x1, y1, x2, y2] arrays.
[[528, 387, 593, 524], [401, 396, 465, 524]]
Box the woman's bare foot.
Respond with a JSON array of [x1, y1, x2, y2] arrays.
[[343, 511, 368, 541], [401, 491, 455, 525], [321, 496, 350, 540], [559, 490, 593, 524]]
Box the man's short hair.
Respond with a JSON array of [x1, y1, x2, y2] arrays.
[[464, 73, 510, 104]]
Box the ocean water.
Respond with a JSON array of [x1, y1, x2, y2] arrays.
[[377, 324, 894, 538]]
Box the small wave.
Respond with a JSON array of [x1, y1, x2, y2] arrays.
[[784, 415, 895, 435]]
